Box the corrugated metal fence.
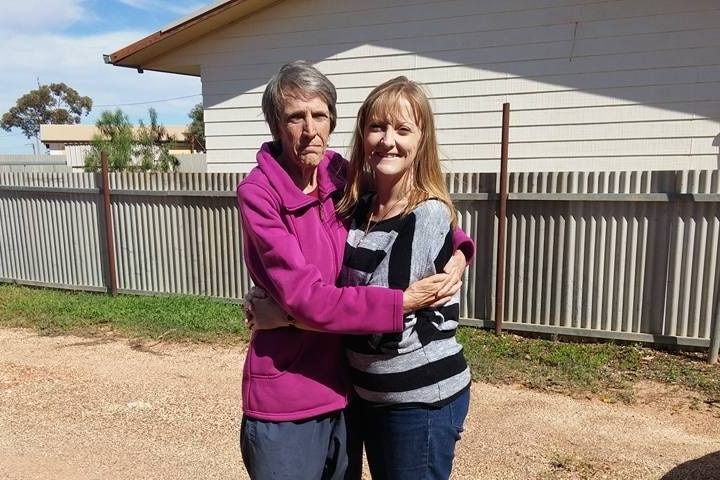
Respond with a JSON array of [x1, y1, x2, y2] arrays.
[[449, 170, 720, 355], [1, 170, 719, 355]]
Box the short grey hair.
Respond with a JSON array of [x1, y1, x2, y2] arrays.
[[262, 61, 338, 140]]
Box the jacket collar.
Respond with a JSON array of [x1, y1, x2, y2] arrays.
[[256, 141, 346, 212]]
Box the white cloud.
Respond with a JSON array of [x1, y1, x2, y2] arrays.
[[0, 30, 200, 153], [117, 0, 207, 16], [0, 0, 90, 34]]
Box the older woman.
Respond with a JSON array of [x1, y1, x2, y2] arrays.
[[236, 61, 472, 479]]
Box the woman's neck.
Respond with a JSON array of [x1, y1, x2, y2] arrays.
[[375, 171, 412, 202], [279, 153, 317, 193], [372, 174, 411, 218]]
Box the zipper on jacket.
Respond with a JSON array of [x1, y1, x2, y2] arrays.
[[318, 199, 339, 281]]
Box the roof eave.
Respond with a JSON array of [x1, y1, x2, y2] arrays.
[[104, 0, 275, 76], [103, 58, 200, 77]]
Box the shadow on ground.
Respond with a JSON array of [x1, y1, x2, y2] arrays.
[[661, 452, 720, 480]]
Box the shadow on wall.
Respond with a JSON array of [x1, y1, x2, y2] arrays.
[[660, 451, 720, 480], [198, 1, 720, 122], [187, 0, 720, 170], [714, 133, 720, 169]]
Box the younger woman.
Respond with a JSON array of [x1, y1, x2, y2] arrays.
[[338, 76, 470, 480]]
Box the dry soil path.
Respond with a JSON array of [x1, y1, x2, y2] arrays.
[[1, 329, 719, 480]]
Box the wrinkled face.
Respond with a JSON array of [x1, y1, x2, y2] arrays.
[[277, 94, 331, 171], [363, 97, 421, 181]]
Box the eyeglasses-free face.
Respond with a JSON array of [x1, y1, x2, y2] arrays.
[[363, 97, 421, 183]]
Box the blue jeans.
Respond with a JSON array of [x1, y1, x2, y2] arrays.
[[358, 388, 470, 480], [240, 410, 350, 480]]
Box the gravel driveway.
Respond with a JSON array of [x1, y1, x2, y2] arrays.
[[1, 328, 719, 480]]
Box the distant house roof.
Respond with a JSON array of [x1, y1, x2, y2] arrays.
[[104, 0, 275, 76], [40, 124, 190, 144]]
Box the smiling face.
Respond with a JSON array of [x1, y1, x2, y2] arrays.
[[277, 93, 331, 173], [363, 97, 421, 183]]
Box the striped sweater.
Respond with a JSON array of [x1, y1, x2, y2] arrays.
[[342, 196, 470, 407]]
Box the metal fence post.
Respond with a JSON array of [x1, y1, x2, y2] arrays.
[[709, 291, 720, 364], [101, 152, 118, 296], [495, 103, 510, 335]]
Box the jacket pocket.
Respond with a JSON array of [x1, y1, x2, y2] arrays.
[[247, 329, 305, 379]]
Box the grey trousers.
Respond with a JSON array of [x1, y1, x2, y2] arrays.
[[240, 410, 352, 480]]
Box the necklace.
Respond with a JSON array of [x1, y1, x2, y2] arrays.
[[363, 195, 408, 236], [343, 194, 408, 288]]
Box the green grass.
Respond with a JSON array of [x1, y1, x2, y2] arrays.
[[458, 327, 720, 403], [1, 283, 718, 403], [0, 283, 248, 343]]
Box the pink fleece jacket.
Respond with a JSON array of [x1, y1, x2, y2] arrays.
[[237, 142, 473, 421]]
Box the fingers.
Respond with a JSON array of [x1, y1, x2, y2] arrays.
[[430, 281, 462, 307], [438, 252, 465, 297], [243, 293, 254, 308], [436, 279, 462, 299], [437, 272, 455, 291], [248, 292, 265, 305], [434, 271, 460, 298], [243, 299, 255, 334], [250, 287, 268, 299], [430, 296, 451, 308], [443, 254, 465, 288], [421, 273, 450, 286], [244, 287, 268, 309], [447, 261, 463, 279], [404, 273, 457, 312], [412, 273, 461, 298], [449, 279, 462, 296], [442, 252, 466, 295]]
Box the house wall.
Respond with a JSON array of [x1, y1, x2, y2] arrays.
[[64, 144, 93, 170], [154, 0, 720, 173]]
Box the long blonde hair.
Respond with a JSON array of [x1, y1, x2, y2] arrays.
[[337, 76, 456, 226]]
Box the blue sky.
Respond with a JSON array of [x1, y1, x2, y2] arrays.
[[0, 0, 207, 154]]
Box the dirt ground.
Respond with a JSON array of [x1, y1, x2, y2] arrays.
[[1, 328, 719, 480]]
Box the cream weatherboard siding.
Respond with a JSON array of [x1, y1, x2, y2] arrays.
[[152, 0, 720, 173]]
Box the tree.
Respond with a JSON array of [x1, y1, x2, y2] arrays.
[[83, 109, 134, 171], [84, 108, 179, 172], [184, 103, 206, 153], [1, 83, 93, 141], [136, 108, 180, 172]]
